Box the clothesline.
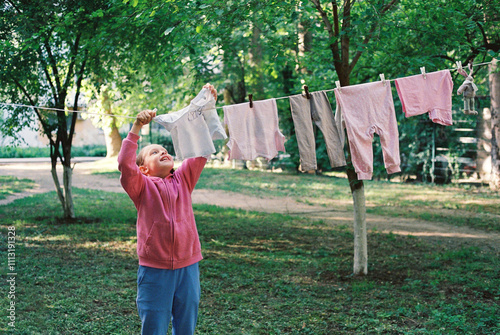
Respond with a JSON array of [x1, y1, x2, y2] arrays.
[[0, 102, 139, 120], [0, 60, 494, 118]]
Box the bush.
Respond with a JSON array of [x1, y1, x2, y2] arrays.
[[0, 146, 50, 158], [71, 145, 107, 157], [0, 145, 107, 158]]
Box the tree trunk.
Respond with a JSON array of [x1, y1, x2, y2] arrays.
[[49, 105, 76, 220], [298, 11, 312, 74], [250, 18, 264, 97], [345, 140, 367, 275], [352, 183, 367, 275], [63, 165, 75, 218], [105, 125, 122, 158], [476, 107, 492, 182], [489, 59, 500, 190], [102, 87, 122, 157], [51, 165, 65, 210], [223, 87, 233, 105], [221, 39, 247, 105], [50, 161, 75, 219], [339, 71, 367, 275], [308, 0, 369, 275]]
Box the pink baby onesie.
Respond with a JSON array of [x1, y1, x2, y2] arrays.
[[334, 81, 401, 180], [223, 98, 286, 160], [394, 70, 453, 126]]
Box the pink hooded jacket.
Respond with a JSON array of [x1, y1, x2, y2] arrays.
[[118, 132, 206, 269]]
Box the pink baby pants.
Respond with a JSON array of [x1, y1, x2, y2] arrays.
[[334, 81, 401, 180], [394, 70, 453, 126]]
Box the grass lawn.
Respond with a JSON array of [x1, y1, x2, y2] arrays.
[[0, 175, 35, 200], [196, 168, 500, 233], [0, 188, 498, 334], [96, 166, 500, 232]]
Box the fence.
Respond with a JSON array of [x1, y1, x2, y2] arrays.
[[429, 107, 492, 184]]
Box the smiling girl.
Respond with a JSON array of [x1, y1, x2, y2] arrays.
[[118, 84, 217, 335]]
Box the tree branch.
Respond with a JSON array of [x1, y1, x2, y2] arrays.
[[332, 1, 339, 37], [5, 0, 22, 13], [310, 0, 334, 37], [476, 21, 489, 45], [9, 75, 56, 148], [341, 0, 353, 72], [68, 55, 87, 145], [349, 0, 398, 72], [43, 40, 62, 98], [39, 53, 58, 104], [474, 20, 500, 52], [309, 0, 341, 65], [431, 54, 455, 63], [62, 32, 82, 93]]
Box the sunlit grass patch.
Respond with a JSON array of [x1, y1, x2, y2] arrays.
[[0, 175, 36, 200]]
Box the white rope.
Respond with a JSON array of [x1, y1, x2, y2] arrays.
[[0, 102, 139, 119], [0, 60, 495, 118]]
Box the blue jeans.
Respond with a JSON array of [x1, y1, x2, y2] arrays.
[[136, 263, 200, 335]]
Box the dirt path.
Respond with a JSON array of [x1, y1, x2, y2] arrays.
[[1, 159, 499, 252]]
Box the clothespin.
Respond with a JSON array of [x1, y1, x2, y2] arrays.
[[456, 61, 463, 71], [248, 94, 253, 108], [379, 73, 386, 86], [303, 85, 311, 99], [420, 67, 426, 79], [468, 60, 474, 75], [335, 81, 341, 92]]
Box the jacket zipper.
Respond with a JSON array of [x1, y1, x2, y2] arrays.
[[163, 179, 175, 270]]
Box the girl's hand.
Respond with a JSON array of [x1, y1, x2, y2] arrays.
[[135, 109, 157, 126], [203, 83, 218, 101]]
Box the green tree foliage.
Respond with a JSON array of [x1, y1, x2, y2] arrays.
[[0, 0, 126, 218]]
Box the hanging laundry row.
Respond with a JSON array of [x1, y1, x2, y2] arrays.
[[153, 68, 472, 181]]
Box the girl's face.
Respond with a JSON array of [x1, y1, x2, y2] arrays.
[[139, 145, 174, 178]]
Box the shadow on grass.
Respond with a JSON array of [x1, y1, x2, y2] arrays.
[[0, 175, 36, 200], [0, 189, 498, 334]]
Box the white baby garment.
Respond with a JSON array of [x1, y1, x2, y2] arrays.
[[154, 88, 227, 160], [223, 98, 285, 160]]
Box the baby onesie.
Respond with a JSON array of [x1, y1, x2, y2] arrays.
[[154, 88, 227, 160], [289, 91, 346, 171], [394, 70, 453, 126], [334, 81, 401, 180], [223, 98, 285, 160]]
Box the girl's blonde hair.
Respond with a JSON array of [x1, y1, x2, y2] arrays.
[[136, 146, 148, 166]]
